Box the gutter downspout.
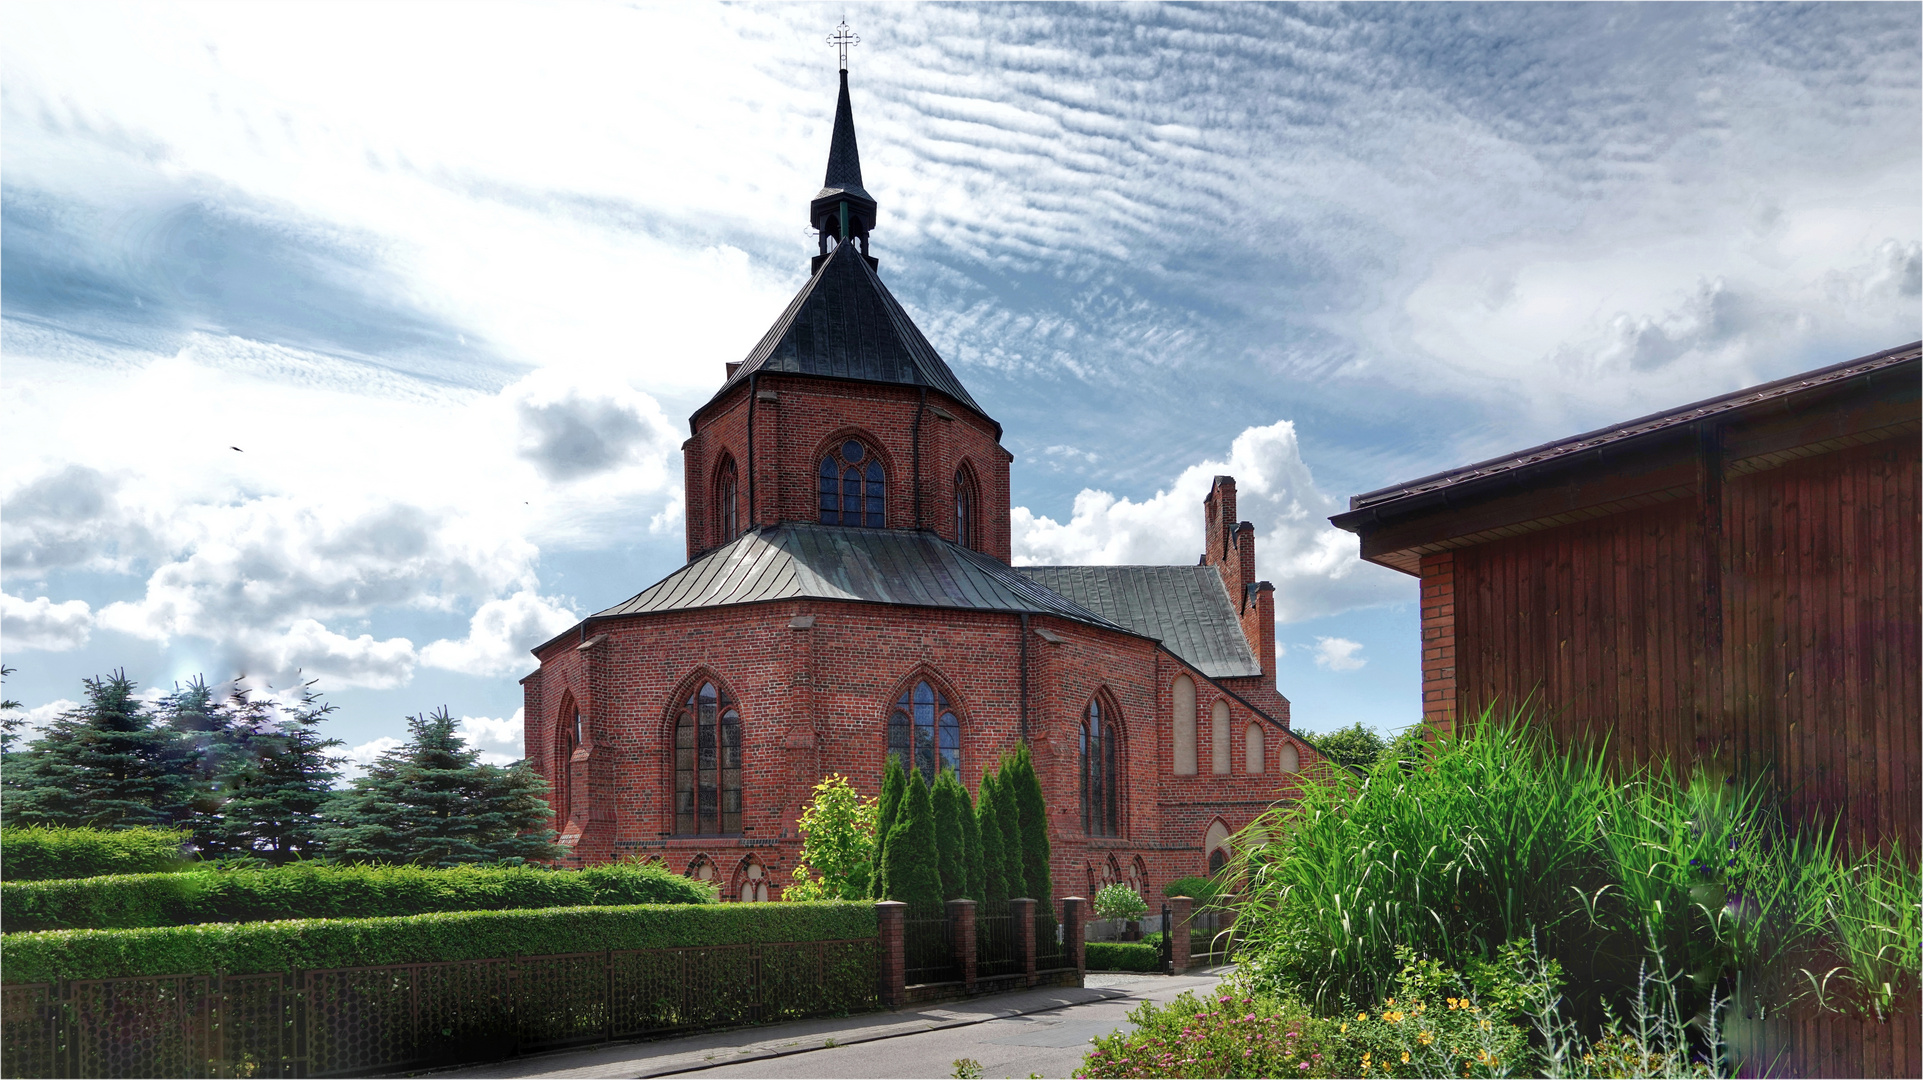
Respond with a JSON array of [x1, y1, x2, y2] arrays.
[[1018, 612, 1030, 744], [746, 373, 759, 527], [913, 388, 927, 529]]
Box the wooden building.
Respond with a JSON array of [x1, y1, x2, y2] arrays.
[[1332, 342, 1920, 852]]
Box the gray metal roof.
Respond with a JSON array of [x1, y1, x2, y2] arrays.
[[1012, 565, 1262, 679], [591, 523, 1128, 631], [817, 69, 873, 205], [696, 242, 992, 426]]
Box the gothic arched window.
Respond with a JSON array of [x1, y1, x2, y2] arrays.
[[715, 457, 740, 542], [674, 681, 742, 835], [954, 467, 976, 549], [1081, 698, 1120, 836], [888, 680, 959, 782], [819, 439, 884, 527]]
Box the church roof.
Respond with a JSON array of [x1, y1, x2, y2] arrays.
[[1011, 565, 1264, 679], [698, 242, 992, 426], [816, 69, 873, 205], [590, 523, 1126, 630]]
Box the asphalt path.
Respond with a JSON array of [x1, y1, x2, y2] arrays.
[[432, 968, 1230, 1080]]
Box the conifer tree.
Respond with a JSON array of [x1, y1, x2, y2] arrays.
[[958, 773, 985, 901], [879, 764, 942, 906], [214, 682, 344, 863], [977, 768, 1008, 903], [1008, 744, 1055, 913], [932, 768, 967, 900], [321, 707, 559, 866], [158, 677, 249, 855], [991, 760, 1025, 896], [870, 754, 908, 898], [4, 670, 195, 829]]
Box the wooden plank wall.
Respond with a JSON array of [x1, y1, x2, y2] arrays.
[[1452, 433, 1921, 1077]]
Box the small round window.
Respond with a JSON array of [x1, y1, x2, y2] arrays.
[[841, 440, 864, 463]]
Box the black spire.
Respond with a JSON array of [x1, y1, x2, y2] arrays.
[[811, 66, 878, 256]]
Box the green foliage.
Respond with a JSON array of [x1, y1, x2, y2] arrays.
[[988, 762, 1023, 898], [1377, 726, 1429, 773], [880, 766, 943, 906], [977, 769, 1009, 904], [199, 681, 343, 863], [1162, 875, 1230, 907], [3, 671, 197, 829], [1230, 706, 1918, 1026], [786, 773, 877, 902], [1, 665, 26, 756], [0, 826, 190, 881], [1, 859, 715, 931], [1, 900, 875, 983], [958, 774, 985, 902], [870, 755, 907, 899], [1085, 941, 1162, 972], [320, 708, 560, 866], [1093, 882, 1149, 921], [1077, 988, 1345, 1078], [1006, 745, 1052, 909], [1819, 845, 1923, 1019], [1300, 722, 1386, 775], [932, 769, 969, 900]]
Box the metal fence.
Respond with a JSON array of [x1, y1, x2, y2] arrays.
[[1034, 905, 1066, 970], [0, 939, 877, 1079], [900, 903, 961, 986], [974, 899, 1021, 979]]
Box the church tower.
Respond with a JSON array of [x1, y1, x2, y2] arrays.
[[680, 64, 1012, 563]]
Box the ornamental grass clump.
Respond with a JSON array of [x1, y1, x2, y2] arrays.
[[1076, 989, 1343, 1078]]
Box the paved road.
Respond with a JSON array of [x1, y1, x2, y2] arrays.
[[433, 968, 1229, 1080]]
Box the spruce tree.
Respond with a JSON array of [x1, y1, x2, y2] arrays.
[[4, 670, 195, 829], [932, 768, 967, 900], [870, 754, 907, 898], [214, 682, 343, 863], [321, 707, 560, 866], [158, 677, 249, 856], [1008, 744, 1055, 912], [958, 773, 985, 902], [977, 768, 1008, 903], [879, 764, 942, 906]]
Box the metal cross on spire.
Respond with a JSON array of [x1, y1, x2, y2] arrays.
[[827, 20, 859, 71]]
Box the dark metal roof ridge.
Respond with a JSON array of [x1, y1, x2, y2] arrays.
[[1341, 341, 1920, 519]]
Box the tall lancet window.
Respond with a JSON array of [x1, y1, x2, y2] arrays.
[[1082, 698, 1120, 836], [715, 457, 740, 542], [888, 680, 959, 782], [819, 439, 884, 527], [954, 468, 976, 549], [674, 682, 742, 835]]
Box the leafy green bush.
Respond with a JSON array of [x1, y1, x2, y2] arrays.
[[1, 859, 716, 931], [1162, 876, 1228, 906], [1077, 988, 1343, 1077], [0, 826, 189, 881], [1093, 882, 1148, 921], [1085, 941, 1161, 972], [1, 900, 874, 983]]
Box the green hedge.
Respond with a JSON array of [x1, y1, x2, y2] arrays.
[[1085, 941, 1162, 972], [2, 901, 876, 983], [0, 827, 188, 881], [1, 860, 717, 932]]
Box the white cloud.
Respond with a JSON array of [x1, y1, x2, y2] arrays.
[[7, 698, 78, 745], [421, 592, 577, 678], [1012, 420, 1406, 622], [246, 619, 418, 691], [458, 707, 524, 754], [1311, 636, 1367, 672], [342, 736, 401, 778], [1, 593, 93, 651]]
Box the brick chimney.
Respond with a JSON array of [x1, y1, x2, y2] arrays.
[[1203, 476, 1277, 686]]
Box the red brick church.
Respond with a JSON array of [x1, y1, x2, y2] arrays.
[[523, 65, 1321, 902]]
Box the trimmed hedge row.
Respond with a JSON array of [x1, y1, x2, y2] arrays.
[[1085, 941, 1161, 972], [1, 861, 716, 932], [1, 901, 877, 983], [0, 827, 188, 881]]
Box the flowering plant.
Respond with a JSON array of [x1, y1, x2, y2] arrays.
[[1093, 882, 1150, 921]]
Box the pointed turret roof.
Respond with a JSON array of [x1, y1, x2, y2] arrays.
[[696, 241, 993, 428], [817, 70, 872, 205]]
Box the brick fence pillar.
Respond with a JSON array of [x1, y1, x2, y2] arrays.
[[1168, 895, 1193, 974], [1011, 897, 1036, 988], [1061, 896, 1086, 982], [948, 898, 977, 992], [876, 900, 906, 1009]]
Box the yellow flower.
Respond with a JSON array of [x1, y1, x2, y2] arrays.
[[1401, 1051, 1411, 1064], [1478, 1019, 1491, 1032], [1387, 997, 1396, 1006], [1418, 1030, 1435, 1046], [1446, 997, 1459, 1009], [1340, 1023, 1349, 1034], [1359, 1012, 1369, 1021]]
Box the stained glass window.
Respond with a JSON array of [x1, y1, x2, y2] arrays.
[[674, 682, 742, 835], [1082, 698, 1120, 836], [819, 439, 885, 527], [887, 680, 959, 782], [716, 458, 739, 541], [955, 469, 975, 549]]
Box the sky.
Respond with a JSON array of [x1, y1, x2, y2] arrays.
[[3, 2, 1918, 771]]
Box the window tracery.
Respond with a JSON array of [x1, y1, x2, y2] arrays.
[[674, 681, 742, 835], [954, 467, 977, 549], [1081, 697, 1120, 836], [888, 679, 959, 782], [715, 457, 740, 541], [819, 438, 885, 527]]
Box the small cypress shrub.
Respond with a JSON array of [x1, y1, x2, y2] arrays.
[[870, 755, 907, 899], [958, 775, 985, 902], [932, 769, 968, 900], [1008, 745, 1054, 910], [991, 764, 1024, 897], [880, 766, 942, 907], [977, 770, 1008, 903]]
